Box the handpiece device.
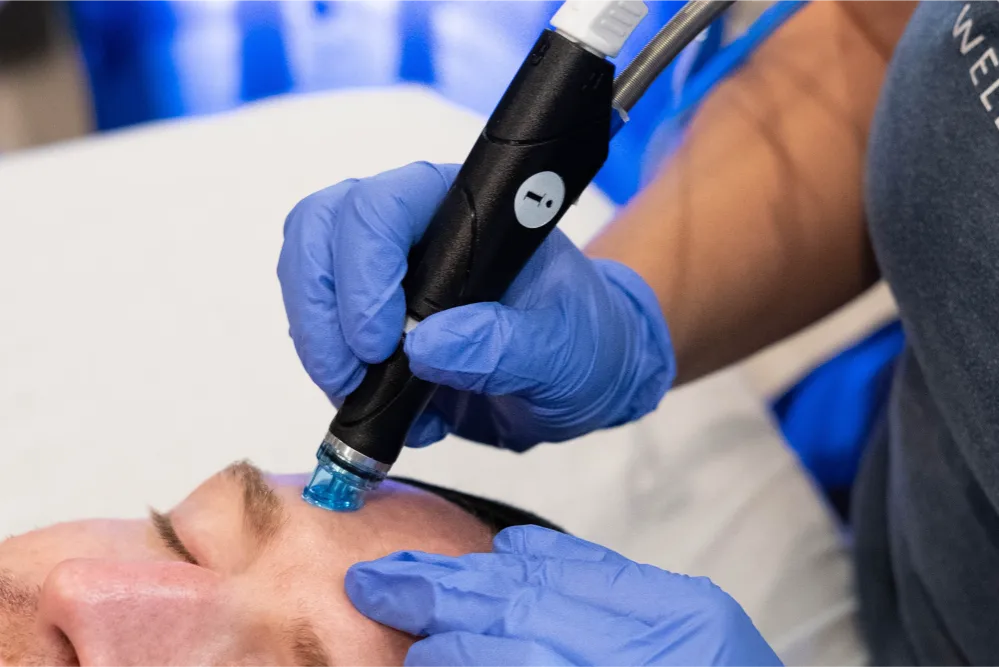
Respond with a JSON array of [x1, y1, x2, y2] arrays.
[[304, 0, 735, 512]]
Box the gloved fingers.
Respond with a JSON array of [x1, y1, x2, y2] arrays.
[[279, 182, 369, 401], [350, 541, 720, 627], [334, 162, 459, 364], [404, 301, 572, 397], [499, 228, 581, 306], [405, 406, 450, 448], [345, 553, 651, 658], [348, 551, 780, 667], [490, 529, 718, 621], [404, 632, 572, 667], [492, 524, 633, 564]]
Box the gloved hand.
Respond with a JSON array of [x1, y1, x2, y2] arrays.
[[345, 525, 781, 667], [278, 162, 675, 450]]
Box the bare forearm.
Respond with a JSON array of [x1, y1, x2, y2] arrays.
[[587, 1, 915, 383]]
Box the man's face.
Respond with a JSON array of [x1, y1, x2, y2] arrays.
[[0, 462, 494, 665]]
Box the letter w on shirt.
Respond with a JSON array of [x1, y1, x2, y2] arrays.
[[955, 4, 985, 54]]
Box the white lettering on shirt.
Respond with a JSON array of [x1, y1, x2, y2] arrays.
[[952, 3, 999, 130], [971, 47, 998, 85], [981, 77, 999, 111], [954, 4, 986, 54]]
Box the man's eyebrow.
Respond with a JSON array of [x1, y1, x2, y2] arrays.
[[0, 570, 37, 619], [285, 619, 333, 667], [222, 460, 286, 548]]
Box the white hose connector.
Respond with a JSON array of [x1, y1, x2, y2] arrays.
[[551, 1, 649, 58]]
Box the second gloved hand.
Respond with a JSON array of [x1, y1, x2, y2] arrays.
[[345, 525, 781, 667], [278, 162, 675, 450]]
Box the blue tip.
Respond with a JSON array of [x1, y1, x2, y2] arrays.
[[302, 458, 371, 512]]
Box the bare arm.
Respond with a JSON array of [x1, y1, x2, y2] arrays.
[[587, 1, 916, 384]]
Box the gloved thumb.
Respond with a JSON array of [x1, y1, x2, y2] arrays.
[[405, 632, 572, 667], [403, 302, 571, 397]]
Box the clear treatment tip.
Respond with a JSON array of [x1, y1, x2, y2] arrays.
[[302, 435, 386, 512], [302, 460, 368, 512]]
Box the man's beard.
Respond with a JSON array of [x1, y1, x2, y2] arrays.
[[0, 571, 75, 665], [1, 632, 76, 667], [1, 639, 76, 666]]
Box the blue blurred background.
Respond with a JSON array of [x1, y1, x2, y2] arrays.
[[66, 0, 728, 204]]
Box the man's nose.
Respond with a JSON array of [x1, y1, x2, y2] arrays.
[[36, 559, 275, 666]]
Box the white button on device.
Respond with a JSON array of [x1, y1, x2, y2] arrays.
[[514, 171, 566, 229]]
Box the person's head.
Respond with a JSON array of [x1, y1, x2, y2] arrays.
[[0, 461, 557, 665]]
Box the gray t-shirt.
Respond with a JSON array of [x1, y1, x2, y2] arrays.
[[857, 2, 999, 663]]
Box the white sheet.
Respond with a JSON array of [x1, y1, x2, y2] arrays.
[[0, 86, 862, 664]]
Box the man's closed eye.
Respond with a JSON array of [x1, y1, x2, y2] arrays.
[[150, 510, 199, 566]]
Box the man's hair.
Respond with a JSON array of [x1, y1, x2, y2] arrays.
[[391, 477, 566, 535]]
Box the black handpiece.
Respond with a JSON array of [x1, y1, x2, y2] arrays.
[[324, 30, 614, 479], [302, 0, 738, 513]]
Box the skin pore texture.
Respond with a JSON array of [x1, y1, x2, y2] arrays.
[[0, 462, 494, 666]]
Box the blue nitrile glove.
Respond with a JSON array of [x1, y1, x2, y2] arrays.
[[345, 525, 781, 667], [278, 162, 675, 450]]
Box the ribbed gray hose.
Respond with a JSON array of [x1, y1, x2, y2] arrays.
[[612, 0, 735, 114]]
